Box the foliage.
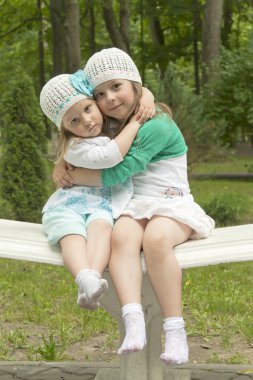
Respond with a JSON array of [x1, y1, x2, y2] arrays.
[[202, 38, 253, 147], [202, 190, 246, 227], [0, 198, 16, 220], [0, 73, 48, 223], [157, 64, 221, 163]]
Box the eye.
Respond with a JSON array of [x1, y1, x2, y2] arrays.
[[84, 105, 91, 112], [112, 83, 121, 90], [94, 92, 104, 99], [71, 117, 79, 126]]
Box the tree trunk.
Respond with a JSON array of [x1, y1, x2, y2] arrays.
[[86, 0, 96, 54], [146, 3, 166, 79], [120, 0, 130, 53], [50, 0, 65, 75], [102, 0, 129, 52], [64, 0, 81, 73], [222, 0, 233, 49], [37, 0, 51, 138], [202, 0, 223, 84], [37, 0, 45, 90], [192, 0, 201, 94]]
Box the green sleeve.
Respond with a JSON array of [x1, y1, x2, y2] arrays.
[[102, 114, 187, 186]]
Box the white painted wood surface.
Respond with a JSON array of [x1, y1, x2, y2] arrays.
[[0, 219, 252, 268]]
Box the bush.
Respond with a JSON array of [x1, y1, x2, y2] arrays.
[[0, 73, 48, 223], [0, 198, 16, 220], [203, 39, 253, 147], [157, 64, 221, 164], [203, 190, 246, 227]]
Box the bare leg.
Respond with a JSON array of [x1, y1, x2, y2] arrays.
[[60, 234, 99, 310], [109, 216, 146, 305], [109, 216, 147, 354], [86, 219, 112, 273], [143, 216, 192, 364], [60, 222, 110, 309], [60, 234, 88, 277]]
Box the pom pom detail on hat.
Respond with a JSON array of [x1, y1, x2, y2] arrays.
[[84, 47, 142, 89], [40, 71, 93, 129]]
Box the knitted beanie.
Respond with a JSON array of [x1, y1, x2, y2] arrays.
[[84, 47, 142, 89], [40, 71, 93, 129]]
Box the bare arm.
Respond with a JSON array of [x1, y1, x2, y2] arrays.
[[114, 117, 141, 158], [135, 87, 156, 121], [69, 167, 102, 187]]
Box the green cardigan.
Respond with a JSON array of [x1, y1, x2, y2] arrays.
[[102, 113, 187, 187]]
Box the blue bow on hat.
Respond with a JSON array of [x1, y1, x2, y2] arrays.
[[69, 70, 93, 97]]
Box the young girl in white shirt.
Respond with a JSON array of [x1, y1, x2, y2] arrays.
[[40, 71, 154, 310]]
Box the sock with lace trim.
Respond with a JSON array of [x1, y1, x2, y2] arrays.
[[75, 269, 108, 306], [160, 317, 189, 365], [118, 303, 147, 355]]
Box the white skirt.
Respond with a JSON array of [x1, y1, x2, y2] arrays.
[[122, 195, 215, 240]]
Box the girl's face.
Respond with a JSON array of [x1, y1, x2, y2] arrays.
[[62, 99, 103, 138], [94, 79, 135, 120]]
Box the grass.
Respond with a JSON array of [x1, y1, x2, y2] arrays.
[[0, 259, 118, 361], [0, 258, 252, 362], [190, 156, 253, 175]]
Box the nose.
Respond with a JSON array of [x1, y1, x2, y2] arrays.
[[106, 90, 116, 102], [81, 114, 92, 127]]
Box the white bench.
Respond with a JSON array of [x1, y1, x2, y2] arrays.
[[0, 218, 253, 380]]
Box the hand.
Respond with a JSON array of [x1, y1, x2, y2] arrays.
[[134, 105, 156, 124], [52, 159, 74, 188]]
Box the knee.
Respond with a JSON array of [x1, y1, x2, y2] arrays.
[[143, 231, 173, 260], [111, 227, 128, 250], [89, 219, 112, 233]]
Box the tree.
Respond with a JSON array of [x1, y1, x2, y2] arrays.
[[0, 73, 49, 222], [192, 0, 202, 94], [203, 42, 253, 148], [50, 0, 66, 76], [64, 0, 81, 72], [202, 0, 223, 84], [102, 0, 130, 53]]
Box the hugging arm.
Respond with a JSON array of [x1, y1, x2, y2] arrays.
[[70, 117, 175, 187], [135, 87, 156, 121], [53, 116, 142, 187]]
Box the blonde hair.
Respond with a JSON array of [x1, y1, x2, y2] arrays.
[[55, 125, 75, 163]]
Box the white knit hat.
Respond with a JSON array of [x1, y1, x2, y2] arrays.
[[40, 71, 93, 129], [84, 47, 142, 89]]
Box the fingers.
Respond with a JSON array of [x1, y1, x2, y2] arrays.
[[52, 165, 74, 189], [135, 106, 156, 123]]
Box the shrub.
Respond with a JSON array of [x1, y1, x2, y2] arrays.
[[203, 190, 246, 227], [157, 64, 221, 164], [0, 73, 48, 223]]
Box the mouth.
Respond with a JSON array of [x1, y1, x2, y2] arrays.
[[109, 104, 122, 111], [89, 124, 96, 132]]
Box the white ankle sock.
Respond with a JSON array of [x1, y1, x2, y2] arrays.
[[160, 317, 189, 365], [118, 303, 147, 355], [77, 290, 100, 310], [75, 269, 108, 303]]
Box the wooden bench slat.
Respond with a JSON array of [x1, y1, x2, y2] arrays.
[[0, 219, 252, 268]]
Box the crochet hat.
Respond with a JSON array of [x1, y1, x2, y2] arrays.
[[84, 47, 142, 89], [40, 71, 93, 129]]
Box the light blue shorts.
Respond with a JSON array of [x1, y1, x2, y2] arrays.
[[42, 206, 114, 245]]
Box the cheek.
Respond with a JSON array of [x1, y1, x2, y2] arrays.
[[96, 99, 107, 114]]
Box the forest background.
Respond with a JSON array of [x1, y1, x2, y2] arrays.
[[0, 0, 252, 223], [0, 0, 252, 365]]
